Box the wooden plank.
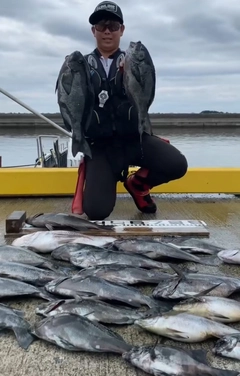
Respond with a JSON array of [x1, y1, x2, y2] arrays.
[[5, 211, 26, 234], [4, 219, 209, 238]]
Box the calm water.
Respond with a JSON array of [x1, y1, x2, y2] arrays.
[[0, 127, 240, 168]]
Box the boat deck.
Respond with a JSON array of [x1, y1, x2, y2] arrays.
[[0, 194, 240, 375]]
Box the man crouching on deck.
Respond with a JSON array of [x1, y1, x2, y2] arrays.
[[61, 1, 188, 220]]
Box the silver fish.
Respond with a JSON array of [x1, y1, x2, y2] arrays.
[[112, 239, 212, 264], [172, 295, 240, 323], [25, 212, 113, 232], [218, 250, 240, 265], [0, 245, 59, 271], [70, 248, 170, 270], [0, 277, 53, 300], [45, 276, 162, 309], [0, 303, 34, 350], [213, 334, 240, 361], [12, 230, 116, 253], [32, 313, 132, 354], [56, 50, 95, 157], [0, 261, 63, 287], [51, 243, 106, 261], [123, 41, 155, 140], [164, 237, 229, 255], [152, 265, 240, 299], [123, 344, 240, 376], [134, 311, 240, 343], [77, 265, 173, 285], [36, 297, 147, 324]]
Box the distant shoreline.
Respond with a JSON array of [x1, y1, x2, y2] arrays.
[[1, 112, 240, 129]]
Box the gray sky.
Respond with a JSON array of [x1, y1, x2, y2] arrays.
[[1, 0, 240, 113]]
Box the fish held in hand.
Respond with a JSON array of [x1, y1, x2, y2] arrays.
[[123, 41, 155, 140], [172, 295, 240, 323], [123, 344, 240, 376], [213, 333, 240, 361], [25, 212, 113, 232], [12, 230, 116, 253], [0, 303, 34, 350], [134, 311, 240, 343], [56, 50, 95, 157], [32, 313, 132, 354]]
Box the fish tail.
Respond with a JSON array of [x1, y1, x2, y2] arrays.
[[37, 288, 57, 301], [71, 136, 92, 159], [13, 327, 35, 350], [146, 297, 172, 312], [143, 113, 152, 135]]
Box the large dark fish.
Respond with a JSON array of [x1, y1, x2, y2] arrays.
[[213, 334, 240, 361], [51, 243, 104, 261], [45, 276, 166, 309], [55, 50, 95, 157], [36, 297, 147, 325], [70, 248, 170, 270], [25, 212, 113, 231], [152, 265, 240, 300], [123, 41, 155, 140], [0, 277, 53, 300], [112, 239, 213, 264], [77, 265, 173, 285], [164, 236, 229, 255], [32, 313, 132, 354], [0, 303, 34, 350], [0, 245, 59, 272], [123, 344, 240, 376], [0, 261, 63, 287]]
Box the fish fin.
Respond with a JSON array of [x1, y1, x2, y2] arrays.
[[12, 308, 25, 318], [166, 327, 189, 339], [72, 137, 92, 159], [168, 264, 185, 279], [13, 327, 35, 350], [45, 224, 54, 231], [57, 336, 76, 350], [38, 288, 57, 301], [189, 283, 222, 298], [184, 348, 209, 365], [73, 294, 84, 303]]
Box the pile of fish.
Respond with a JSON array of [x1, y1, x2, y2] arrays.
[[0, 214, 239, 375]]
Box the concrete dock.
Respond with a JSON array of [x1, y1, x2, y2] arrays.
[[0, 194, 240, 375]]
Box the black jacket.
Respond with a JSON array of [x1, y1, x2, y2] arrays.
[[84, 48, 139, 141]]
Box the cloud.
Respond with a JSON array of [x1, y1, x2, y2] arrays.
[[1, 0, 240, 114]]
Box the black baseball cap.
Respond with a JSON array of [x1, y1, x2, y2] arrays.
[[89, 1, 124, 25]]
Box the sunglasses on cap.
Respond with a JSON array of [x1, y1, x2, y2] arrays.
[[94, 20, 121, 32]]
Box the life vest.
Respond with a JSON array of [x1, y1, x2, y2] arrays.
[[83, 48, 139, 140]]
